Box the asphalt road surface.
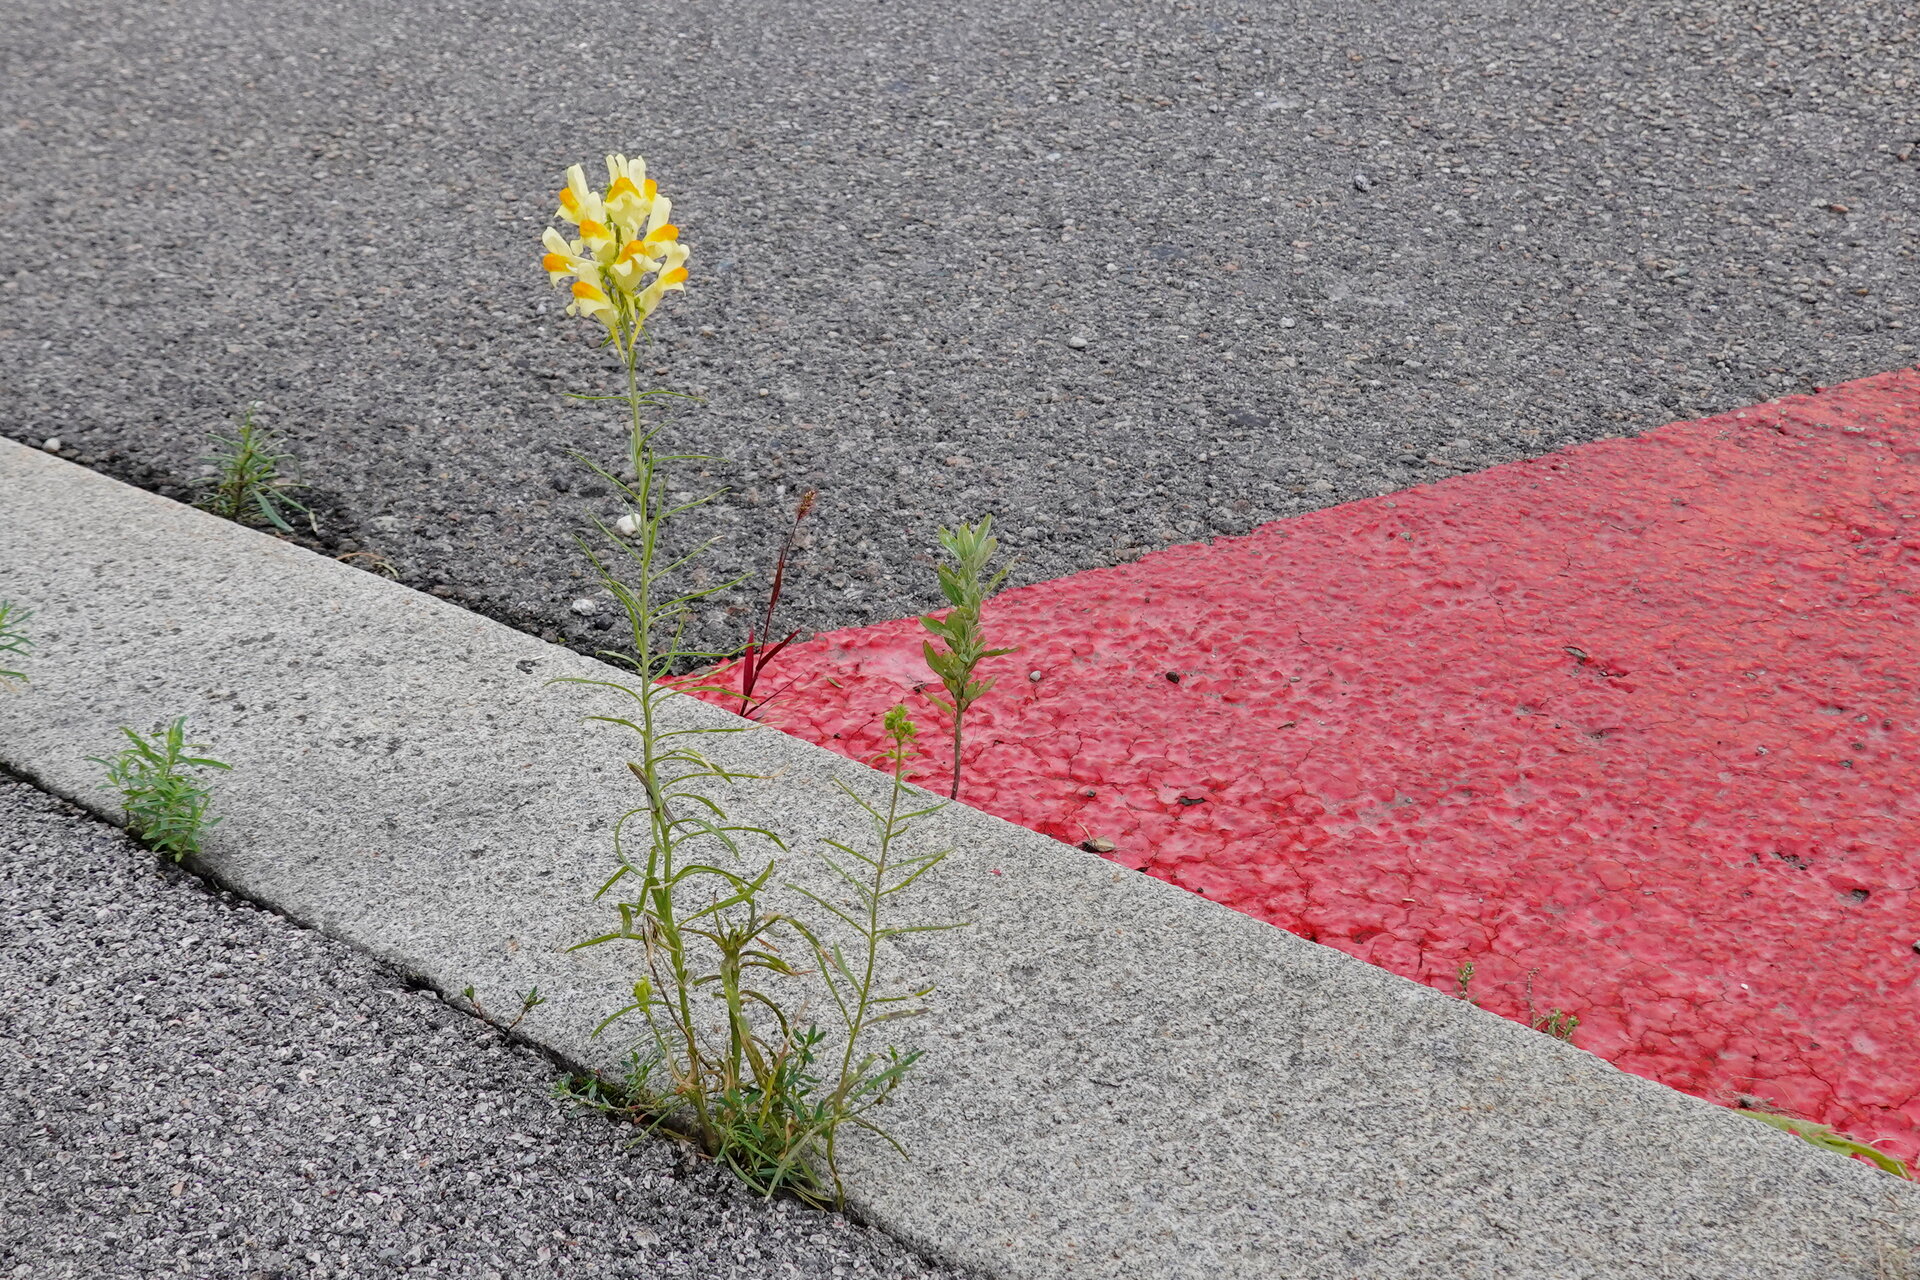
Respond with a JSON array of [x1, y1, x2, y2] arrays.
[[2, 0, 1915, 655]]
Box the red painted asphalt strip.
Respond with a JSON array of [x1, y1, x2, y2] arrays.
[[702, 369, 1920, 1166]]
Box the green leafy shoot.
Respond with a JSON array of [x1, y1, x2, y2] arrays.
[[779, 705, 967, 1199], [1522, 967, 1579, 1043], [0, 600, 32, 684], [90, 718, 231, 861], [1740, 1106, 1912, 1180], [1531, 1008, 1579, 1041], [919, 517, 1016, 799], [1453, 960, 1478, 1006], [194, 404, 317, 534]]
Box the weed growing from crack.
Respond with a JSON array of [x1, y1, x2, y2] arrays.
[[465, 984, 548, 1033], [0, 600, 32, 685], [335, 549, 400, 579], [535, 154, 958, 1206], [90, 718, 231, 860], [781, 706, 965, 1187], [1521, 968, 1579, 1043], [193, 404, 317, 534], [919, 517, 1015, 799], [1452, 961, 1578, 1042]]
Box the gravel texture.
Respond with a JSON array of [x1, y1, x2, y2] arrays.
[[3, 0, 1918, 655], [0, 775, 964, 1280]]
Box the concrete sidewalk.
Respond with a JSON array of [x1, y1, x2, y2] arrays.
[[2, 437, 1914, 1279]]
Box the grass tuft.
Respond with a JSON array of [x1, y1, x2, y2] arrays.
[[194, 404, 317, 534]]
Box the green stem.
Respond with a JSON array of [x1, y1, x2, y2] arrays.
[[948, 706, 963, 800], [822, 739, 909, 1198], [616, 322, 718, 1153]]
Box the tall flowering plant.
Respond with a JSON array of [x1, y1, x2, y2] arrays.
[[536, 154, 958, 1208]]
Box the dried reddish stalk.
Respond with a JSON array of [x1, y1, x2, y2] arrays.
[[737, 488, 817, 718]]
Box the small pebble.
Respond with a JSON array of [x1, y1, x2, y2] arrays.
[[613, 514, 641, 537], [1028, 670, 1044, 682], [41, 437, 63, 452], [1065, 335, 1088, 350], [1280, 316, 1297, 329], [1352, 173, 1373, 192], [569, 597, 601, 617]]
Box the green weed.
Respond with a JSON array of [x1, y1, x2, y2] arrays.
[[1531, 1008, 1579, 1041], [919, 517, 1015, 799], [0, 600, 31, 684], [1452, 961, 1579, 1042], [194, 405, 317, 534], [1739, 1104, 1912, 1180], [90, 718, 231, 860], [1523, 968, 1579, 1043]]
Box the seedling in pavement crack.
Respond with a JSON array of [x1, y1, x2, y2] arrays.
[[0, 600, 32, 684], [919, 517, 1016, 799], [534, 154, 959, 1207], [194, 404, 317, 534], [1455, 961, 1577, 1041], [1522, 968, 1579, 1043], [91, 718, 231, 861], [465, 984, 548, 1033]]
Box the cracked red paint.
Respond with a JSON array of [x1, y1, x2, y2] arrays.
[[700, 369, 1920, 1168]]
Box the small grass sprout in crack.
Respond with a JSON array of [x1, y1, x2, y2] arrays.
[[919, 517, 1016, 799], [534, 153, 958, 1206], [0, 600, 32, 684], [194, 404, 317, 534], [90, 717, 231, 861], [1736, 1102, 1912, 1180]]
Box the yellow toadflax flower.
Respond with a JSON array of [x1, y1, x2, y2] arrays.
[[540, 152, 689, 341], [603, 153, 654, 234], [540, 227, 594, 286], [568, 277, 618, 328], [555, 164, 597, 226]]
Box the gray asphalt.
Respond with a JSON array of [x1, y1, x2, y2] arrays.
[[2, 0, 1916, 654], [0, 776, 966, 1280]]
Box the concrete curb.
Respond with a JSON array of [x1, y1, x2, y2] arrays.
[[2, 439, 1914, 1279]]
